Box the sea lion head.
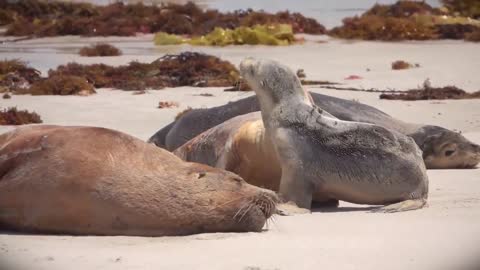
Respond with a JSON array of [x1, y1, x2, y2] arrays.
[[184, 163, 278, 232], [240, 58, 313, 110], [414, 126, 480, 169]]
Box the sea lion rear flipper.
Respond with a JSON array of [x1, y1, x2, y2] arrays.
[[370, 198, 428, 213]]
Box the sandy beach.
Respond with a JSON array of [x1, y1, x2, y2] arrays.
[[0, 36, 479, 270]]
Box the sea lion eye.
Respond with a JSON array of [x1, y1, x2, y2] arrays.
[[445, 150, 455, 156]]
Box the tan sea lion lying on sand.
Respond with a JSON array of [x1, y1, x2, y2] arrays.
[[0, 125, 277, 236]]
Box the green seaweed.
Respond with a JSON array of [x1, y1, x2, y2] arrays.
[[188, 24, 294, 46], [154, 32, 185, 45]]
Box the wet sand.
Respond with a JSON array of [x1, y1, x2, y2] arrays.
[[0, 36, 479, 270]]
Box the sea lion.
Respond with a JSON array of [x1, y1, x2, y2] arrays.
[[174, 112, 339, 207], [237, 58, 429, 212], [175, 112, 279, 190], [0, 125, 277, 236], [149, 91, 480, 170]]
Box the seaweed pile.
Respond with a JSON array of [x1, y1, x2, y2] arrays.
[[380, 84, 480, 100], [392, 60, 419, 70], [0, 59, 41, 92], [443, 0, 480, 19], [79, 43, 122, 57], [329, 0, 480, 41], [1, 52, 240, 93], [0, 107, 43, 125], [27, 75, 96, 96], [155, 24, 296, 46], [50, 52, 239, 90], [158, 101, 179, 109], [0, 0, 325, 37]]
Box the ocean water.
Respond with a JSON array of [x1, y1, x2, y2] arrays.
[[83, 0, 441, 29]]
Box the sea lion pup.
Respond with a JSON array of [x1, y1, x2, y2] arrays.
[[238, 58, 429, 212], [149, 94, 480, 170], [0, 125, 277, 236]]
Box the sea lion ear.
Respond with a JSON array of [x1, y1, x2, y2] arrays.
[[419, 134, 437, 157]]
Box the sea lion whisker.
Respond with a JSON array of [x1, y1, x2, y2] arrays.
[[237, 202, 256, 222], [209, 195, 249, 212], [233, 200, 251, 220]]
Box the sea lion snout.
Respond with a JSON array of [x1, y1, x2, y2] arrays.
[[239, 57, 258, 76], [253, 191, 278, 219]]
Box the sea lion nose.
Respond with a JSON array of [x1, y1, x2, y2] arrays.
[[472, 143, 480, 154], [239, 57, 257, 75]]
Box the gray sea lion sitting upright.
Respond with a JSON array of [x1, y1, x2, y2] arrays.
[[149, 93, 480, 170], [239, 58, 429, 212]]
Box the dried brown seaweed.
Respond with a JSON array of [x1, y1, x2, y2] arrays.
[[1, 0, 325, 37], [50, 52, 239, 90], [79, 43, 122, 57], [0, 59, 41, 92], [26, 75, 96, 96], [158, 101, 179, 109], [329, 0, 480, 41], [0, 107, 43, 125], [392, 60, 419, 70], [380, 86, 480, 100]]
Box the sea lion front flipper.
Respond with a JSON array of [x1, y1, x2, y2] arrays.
[[276, 201, 311, 216], [278, 166, 314, 210], [370, 198, 428, 213]]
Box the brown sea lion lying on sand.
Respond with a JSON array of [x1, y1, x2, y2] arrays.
[[0, 125, 277, 236]]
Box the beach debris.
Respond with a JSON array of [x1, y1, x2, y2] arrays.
[[50, 52, 239, 90], [79, 43, 122, 57], [392, 60, 420, 70], [345, 75, 363, 80], [301, 80, 339, 85], [329, 0, 480, 41], [132, 90, 147, 95], [25, 75, 96, 96], [0, 107, 43, 125], [316, 79, 480, 100], [1, 1, 325, 37], [224, 79, 251, 91], [2, 93, 11, 99], [194, 93, 214, 97], [175, 107, 193, 120], [158, 101, 179, 109]]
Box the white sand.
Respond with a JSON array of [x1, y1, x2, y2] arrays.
[[0, 37, 479, 270]]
